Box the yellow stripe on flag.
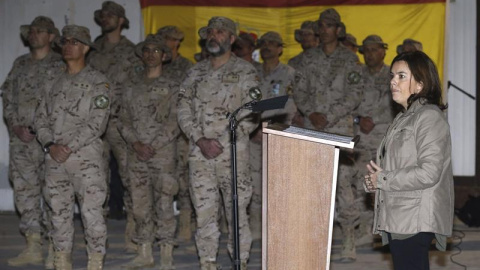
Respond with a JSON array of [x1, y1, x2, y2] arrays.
[[142, 3, 445, 80]]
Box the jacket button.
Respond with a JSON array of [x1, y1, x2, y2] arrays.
[[383, 177, 387, 180], [381, 200, 384, 203]]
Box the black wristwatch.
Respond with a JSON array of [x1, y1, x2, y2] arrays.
[[353, 116, 362, 125], [43, 141, 55, 153]]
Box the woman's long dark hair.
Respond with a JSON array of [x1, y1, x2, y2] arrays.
[[391, 51, 447, 110]]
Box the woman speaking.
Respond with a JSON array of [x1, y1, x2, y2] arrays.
[[364, 51, 454, 270]]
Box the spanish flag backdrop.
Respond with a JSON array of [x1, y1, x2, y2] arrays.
[[140, 0, 445, 79]]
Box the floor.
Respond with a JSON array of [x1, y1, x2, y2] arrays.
[[0, 213, 479, 270]]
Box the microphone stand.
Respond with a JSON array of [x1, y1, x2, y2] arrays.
[[226, 100, 258, 270]]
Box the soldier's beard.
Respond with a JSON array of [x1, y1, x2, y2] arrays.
[[207, 38, 230, 57]]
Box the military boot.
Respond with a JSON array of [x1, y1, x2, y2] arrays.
[[7, 232, 43, 266], [54, 251, 72, 270], [87, 253, 104, 270], [200, 257, 219, 270], [45, 239, 55, 269], [124, 215, 137, 253], [122, 243, 154, 269], [340, 227, 356, 263], [177, 210, 192, 241], [159, 243, 175, 270]]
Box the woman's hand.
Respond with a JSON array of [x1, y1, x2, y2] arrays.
[[364, 160, 383, 192]]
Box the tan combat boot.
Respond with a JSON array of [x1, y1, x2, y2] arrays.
[[340, 227, 356, 263], [159, 243, 175, 270], [45, 239, 55, 269], [177, 210, 192, 241], [124, 215, 137, 253], [200, 257, 218, 270], [87, 253, 104, 270], [7, 232, 43, 266], [54, 251, 72, 270], [122, 242, 154, 269]]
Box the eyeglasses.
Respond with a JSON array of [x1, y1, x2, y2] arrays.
[[59, 38, 82, 46], [142, 47, 162, 54]]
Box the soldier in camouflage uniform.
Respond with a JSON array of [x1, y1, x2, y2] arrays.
[[292, 8, 363, 263], [35, 25, 111, 270], [248, 31, 303, 240], [157, 25, 195, 242], [118, 34, 180, 270], [177, 16, 258, 270], [396, 38, 423, 54], [1, 16, 63, 268], [342, 33, 359, 54], [232, 32, 261, 69], [88, 0, 140, 252], [287, 20, 320, 70], [353, 35, 394, 246]]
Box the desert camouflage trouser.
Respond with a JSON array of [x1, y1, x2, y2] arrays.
[[189, 141, 252, 261], [129, 142, 178, 244], [44, 157, 108, 254], [248, 141, 262, 222], [9, 141, 47, 235], [176, 134, 192, 213], [105, 123, 132, 216], [336, 151, 360, 230]]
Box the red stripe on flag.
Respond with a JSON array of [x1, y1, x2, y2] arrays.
[[140, 0, 445, 8]]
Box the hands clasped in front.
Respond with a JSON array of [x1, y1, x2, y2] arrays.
[[364, 160, 383, 193], [196, 137, 224, 159]]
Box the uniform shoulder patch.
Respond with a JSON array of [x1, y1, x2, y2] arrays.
[[347, 71, 361, 84], [94, 95, 109, 109]]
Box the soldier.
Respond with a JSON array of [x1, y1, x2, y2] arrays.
[[292, 8, 363, 263], [177, 16, 258, 270], [396, 38, 423, 54], [35, 25, 111, 270], [354, 35, 394, 246], [88, 0, 139, 251], [288, 20, 320, 70], [232, 32, 261, 69], [157, 25, 195, 242], [2, 16, 63, 268], [342, 33, 359, 53], [194, 38, 209, 62], [119, 34, 179, 270], [248, 31, 302, 240]]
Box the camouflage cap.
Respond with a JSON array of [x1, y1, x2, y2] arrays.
[[56, 25, 97, 50], [135, 34, 172, 61], [235, 32, 257, 48], [359, 35, 388, 54], [198, 16, 237, 39], [344, 33, 359, 47], [20, 16, 59, 40], [257, 31, 284, 48], [319, 8, 341, 26], [294, 20, 318, 43], [94, 1, 130, 29], [396, 38, 423, 54], [157, 25, 184, 41]]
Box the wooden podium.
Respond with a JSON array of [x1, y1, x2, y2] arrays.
[[261, 123, 355, 270]]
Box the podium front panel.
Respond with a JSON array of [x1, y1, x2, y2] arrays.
[[263, 133, 336, 269]]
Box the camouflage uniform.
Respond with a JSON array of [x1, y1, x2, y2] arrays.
[[249, 60, 303, 239], [35, 62, 111, 255], [293, 9, 363, 261], [354, 64, 393, 240], [163, 54, 194, 223], [2, 50, 63, 237], [88, 35, 140, 221], [178, 54, 258, 262], [118, 71, 180, 245]]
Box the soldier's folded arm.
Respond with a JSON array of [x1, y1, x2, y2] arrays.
[[34, 93, 54, 146], [177, 85, 204, 143], [66, 82, 111, 153]]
